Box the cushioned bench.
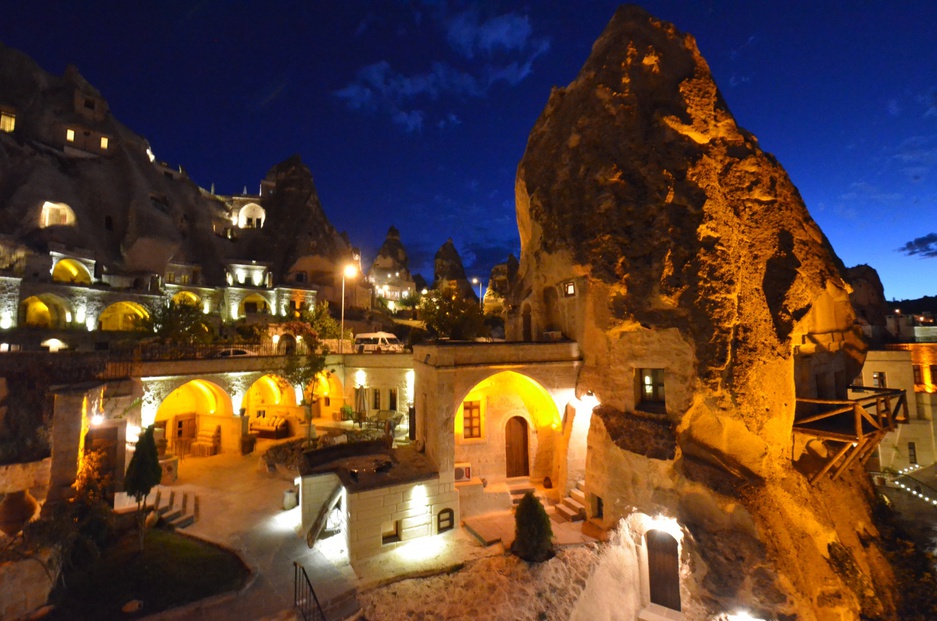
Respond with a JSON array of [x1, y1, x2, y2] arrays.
[[249, 415, 290, 439]]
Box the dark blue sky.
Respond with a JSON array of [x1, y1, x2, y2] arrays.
[[3, 1, 936, 299]]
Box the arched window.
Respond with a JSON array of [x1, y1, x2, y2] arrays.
[[646, 529, 681, 611], [237, 203, 266, 229]]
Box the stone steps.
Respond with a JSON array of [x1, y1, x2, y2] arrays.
[[152, 489, 199, 530], [550, 480, 587, 523]]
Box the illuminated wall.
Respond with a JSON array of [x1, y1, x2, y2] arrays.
[[454, 371, 561, 483]]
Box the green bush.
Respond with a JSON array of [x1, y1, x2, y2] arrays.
[[511, 492, 554, 562]]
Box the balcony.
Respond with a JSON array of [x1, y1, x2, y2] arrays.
[[793, 387, 908, 483]]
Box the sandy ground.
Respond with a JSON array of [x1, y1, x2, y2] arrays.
[[353, 544, 602, 621]]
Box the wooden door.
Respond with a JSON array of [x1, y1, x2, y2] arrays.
[[505, 416, 529, 478], [646, 529, 681, 611]]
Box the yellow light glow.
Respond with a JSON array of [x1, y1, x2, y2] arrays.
[[727, 612, 766, 621], [640, 513, 683, 543], [272, 334, 280, 345], [100, 136, 109, 150], [65, 311, 72, 323], [91, 414, 104, 426], [75, 308, 85, 324], [409, 483, 429, 506], [343, 264, 358, 278], [393, 535, 446, 562], [66, 128, 75, 142], [41, 338, 67, 353], [126, 424, 142, 444], [355, 369, 366, 387], [0, 313, 11, 330]]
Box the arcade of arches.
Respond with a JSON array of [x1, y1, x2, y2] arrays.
[[241, 374, 297, 419], [307, 371, 343, 420], [155, 379, 235, 455], [454, 371, 562, 482], [99, 301, 149, 331], [20, 294, 70, 329]]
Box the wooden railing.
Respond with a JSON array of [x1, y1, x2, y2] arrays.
[[794, 387, 908, 483], [293, 561, 326, 621]]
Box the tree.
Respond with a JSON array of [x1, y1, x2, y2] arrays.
[[300, 302, 342, 341], [419, 284, 486, 340], [511, 492, 554, 562], [277, 320, 327, 444], [141, 301, 214, 344], [124, 425, 162, 550]]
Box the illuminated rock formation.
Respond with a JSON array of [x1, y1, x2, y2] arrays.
[[511, 6, 895, 619]]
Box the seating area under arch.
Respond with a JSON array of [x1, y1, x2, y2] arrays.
[[155, 379, 235, 456], [19, 294, 72, 329], [242, 374, 299, 439], [454, 370, 561, 483], [98, 300, 149, 331], [51, 258, 91, 285]]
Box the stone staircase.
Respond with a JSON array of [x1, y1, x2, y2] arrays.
[[507, 477, 538, 505], [550, 480, 586, 523], [153, 489, 200, 529]]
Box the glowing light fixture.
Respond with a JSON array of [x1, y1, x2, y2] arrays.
[[0, 313, 12, 330], [340, 264, 358, 353], [355, 369, 366, 387], [91, 414, 104, 426]]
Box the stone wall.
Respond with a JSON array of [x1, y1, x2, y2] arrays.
[[345, 475, 457, 560], [0, 549, 56, 620]]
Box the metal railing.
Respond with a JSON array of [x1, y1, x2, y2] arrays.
[[293, 561, 326, 621]]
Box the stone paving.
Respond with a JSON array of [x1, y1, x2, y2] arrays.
[[130, 434, 599, 621]]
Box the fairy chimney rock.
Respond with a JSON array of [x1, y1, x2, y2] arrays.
[[512, 6, 892, 618]]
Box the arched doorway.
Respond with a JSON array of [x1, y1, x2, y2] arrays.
[[454, 371, 559, 484], [646, 529, 681, 611], [278, 334, 297, 354], [172, 290, 201, 307], [155, 380, 233, 456], [19, 294, 71, 329], [543, 286, 559, 332], [522, 304, 532, 342], [99, 301, 149, 331], [51, 258, 91, 284], [505, 416, 529, 478]]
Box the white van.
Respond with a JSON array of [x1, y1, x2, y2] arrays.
[[353, 332, 404, 353]]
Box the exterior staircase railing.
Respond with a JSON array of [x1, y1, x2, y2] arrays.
[[293, 561, 326, 621]]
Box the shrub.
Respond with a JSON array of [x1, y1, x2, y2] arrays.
[[511, 492, 554, 562]]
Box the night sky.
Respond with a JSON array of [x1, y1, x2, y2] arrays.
[[2, 2, 936, 300]]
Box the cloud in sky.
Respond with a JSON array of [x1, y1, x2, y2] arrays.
[[898, 232, 937, 258], [334, 6, 549, 132], [892, 134, 937, 181]]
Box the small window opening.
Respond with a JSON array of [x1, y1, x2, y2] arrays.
[[463, 400, 481, 439], [382, 520, 401, 545], [437, 508, 454, 533]]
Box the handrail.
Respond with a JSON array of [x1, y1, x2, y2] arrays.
[[293, 561, 326, 621]]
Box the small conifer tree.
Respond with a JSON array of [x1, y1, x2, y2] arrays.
[[124, 425, 162, 550], [511, 491, 555, 562]]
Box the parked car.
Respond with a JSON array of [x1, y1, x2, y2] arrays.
[[353, 332, 404, 353], [213, 347, 250, 358]]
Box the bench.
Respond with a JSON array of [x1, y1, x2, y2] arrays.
[[249, 415, 290, 439]]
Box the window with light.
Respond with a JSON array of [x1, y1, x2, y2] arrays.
[[463, 400, 481, 439]]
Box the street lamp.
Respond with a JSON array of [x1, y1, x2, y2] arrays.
[[471, 277, 483, 307], [340, 264, 358, 354]]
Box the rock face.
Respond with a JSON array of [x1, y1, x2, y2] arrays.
[[511, 6, 895, 619], [484, 254, 519, 315], [433, 238, 476, 301], [0, 43, 347, 286], [846, 264, 889, 337], [239, 155, 350, 280], [371, 226, 411, 275]]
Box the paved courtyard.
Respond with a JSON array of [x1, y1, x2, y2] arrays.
[[125, 434, 596, 620]]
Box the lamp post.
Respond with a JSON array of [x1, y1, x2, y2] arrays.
[[471, 277, 483, 307], [340, 264, 358, 353]]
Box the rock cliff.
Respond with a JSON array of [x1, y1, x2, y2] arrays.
[[433, 238, 476, 301], [512, 5, 895, 618]]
